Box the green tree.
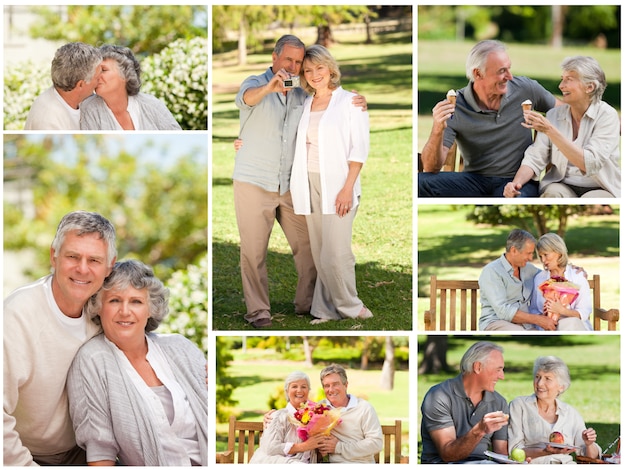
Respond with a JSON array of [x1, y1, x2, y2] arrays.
[[3, 135, 207, 282], [465, 205, 595, 237], [28, 5, 207, 56], [216, 336, 238, 422]]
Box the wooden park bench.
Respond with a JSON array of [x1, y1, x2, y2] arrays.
[[418, 142, 463, 173], [216, 415, 408, 464], [423, 274, 619, 331]]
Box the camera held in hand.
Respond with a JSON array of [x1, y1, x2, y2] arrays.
[[283, 75, 300, 89]]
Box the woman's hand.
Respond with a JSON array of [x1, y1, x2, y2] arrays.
[[521, 110, 553, 134], [233, 138, 243, 152], [582, 428, 597, 446], [503, 181, 522, 198], [335, 187, 353, 218]]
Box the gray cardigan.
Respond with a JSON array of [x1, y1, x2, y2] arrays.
[[79, 93, 182, 130], [67, 333, 208, 466]]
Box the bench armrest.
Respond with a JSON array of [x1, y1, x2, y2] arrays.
[[216, 450, 234, 464]]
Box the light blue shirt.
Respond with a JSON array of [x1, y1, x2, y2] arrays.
[[478, 254, 540, 330], [234, 67, 308, 195]]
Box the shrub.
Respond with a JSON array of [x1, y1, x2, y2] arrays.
[[141, 36, 208, 130], [4, 62, 50, 130], [160, 254, 208, 355]]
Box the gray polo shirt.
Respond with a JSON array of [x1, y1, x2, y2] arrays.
[[420, 374, 509, 463], [478, 254, 540, 330], [233, 67, 308, 195], [444, 76, 556, 178]]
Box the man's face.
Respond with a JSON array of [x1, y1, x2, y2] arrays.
[[479, 50, 513, 96], [322, 372, 349, 407], [510, 240, 536, 268], [477, 350, 505, 393], [80, 63, 103, 100], [50, 230, 113, 316], [272, 45, 305, 76]]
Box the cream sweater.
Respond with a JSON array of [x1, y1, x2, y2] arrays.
[[3, 276, 101, 466]]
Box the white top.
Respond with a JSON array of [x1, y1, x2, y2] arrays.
[[306, 110, 324, 172], [291, 86, 369, 215], [44, 276, 88, 342], [109, 335, 201, 465], [24, 86, 80, 130]]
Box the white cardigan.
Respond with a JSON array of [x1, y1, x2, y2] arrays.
[[291, 86, 369, 215]]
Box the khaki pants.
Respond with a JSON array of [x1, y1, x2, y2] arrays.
[[306, 172, 363, 320], [233, 180, 316, 322]]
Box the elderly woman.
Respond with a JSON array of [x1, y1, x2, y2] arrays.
[[250, 371, 323, 463], [290, 44, 372, 324], [508, 356, 601, 464], [530, 233, 591, 331], [80, 45, 181, 130], [504, 56, 620, 198], [67, 260, 207, 466]]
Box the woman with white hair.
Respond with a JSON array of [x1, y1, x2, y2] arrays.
[[508, 356, 601, 464], [504, 56, 620, 197], [530, 233, 591, 331], [250, 371, 324, 463]]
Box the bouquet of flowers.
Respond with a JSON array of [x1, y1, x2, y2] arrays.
[[538, 275, 580, 306], [289, 400, 342, 441]]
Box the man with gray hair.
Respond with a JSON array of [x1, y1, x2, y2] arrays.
[[25, 42, 102, 130], [4, 211, 116, 465], [420, 341, 510, 463], [478, 228, 557, 331], [419, 40, 561, 197]]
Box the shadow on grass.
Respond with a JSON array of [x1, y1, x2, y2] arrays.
[[213, 240, 412, 331]]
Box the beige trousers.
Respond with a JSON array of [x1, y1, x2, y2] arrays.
[[233, 181, 316, 322], [306, 172, 363, 320]]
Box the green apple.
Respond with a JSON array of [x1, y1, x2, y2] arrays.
[[510, 448, 526, 462]]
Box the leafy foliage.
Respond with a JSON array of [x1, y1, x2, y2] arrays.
[[216, 336, 238, 422], [142, 37, 208, 130], [3, 62, 50, 130], [159, 254, 208, 355], [28, 5, 207, 55]]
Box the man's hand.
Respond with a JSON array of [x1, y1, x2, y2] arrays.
[[263, 409, 276, 429], [534, 314, 558, 331], [318, 435, 339, 455], [350, 90, 368, 111], [478, 411, 509, 435], [233, 138, 243, 152], [431, 99, 456, 133], [503, 182, 522, 198]]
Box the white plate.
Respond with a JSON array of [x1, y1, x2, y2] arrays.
[[484, 450, 527, 464], [526, 442, 580, 451]]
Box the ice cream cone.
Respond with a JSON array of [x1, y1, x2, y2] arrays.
[[521, 99, 532, 112], [447, 89, 457, 105]]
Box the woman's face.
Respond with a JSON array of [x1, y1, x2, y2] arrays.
[[96, 59, 127, 98], [303, 59, 331, 92], [287, 379, 310, 408], [534, 370, 565, 400], [539, 249, 561, 272], [99, 285, 150, 346], [559, 70, 591, 105]]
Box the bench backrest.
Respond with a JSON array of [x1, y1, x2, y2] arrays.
[[219, 415, 406, 464], [424, 274, 618, 331]]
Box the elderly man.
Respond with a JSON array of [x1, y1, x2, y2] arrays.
[[4, 211, 116, 465], [478, 229, 558, 331], [318, 364, 383, 463], [25, 42, 102, 130], [420, 341, 510, 464], [419, 40, 561, 197]]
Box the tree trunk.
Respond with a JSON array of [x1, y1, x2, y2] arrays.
[[238, 18, 247, 66], [380, 337, 395, 390], [418, 336, 451, 374], [551, 5, 563, 49], [303, 336, 314, 368], [316, 25, 334, 47]]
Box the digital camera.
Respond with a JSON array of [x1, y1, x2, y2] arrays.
[[283, 75, 300, 88]]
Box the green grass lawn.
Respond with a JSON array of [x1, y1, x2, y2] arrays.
[[212, 32, 413, 331], [216, 345, 410, 460], [418, 335, 621, 463], [416, 205, 620, 331]]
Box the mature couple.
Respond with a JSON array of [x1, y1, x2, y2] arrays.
[[250, 364, 383, 464], [479, 229, 592, 331], [233, 34, 372, 328], [421, 341, 601, 464], [419, 40, 620, 198], [24, 42, 181, 130], [4, 211, 207, 465]]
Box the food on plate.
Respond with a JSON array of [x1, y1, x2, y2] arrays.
[[510, 448, 526, 462], [549, 431, 565, 444]]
